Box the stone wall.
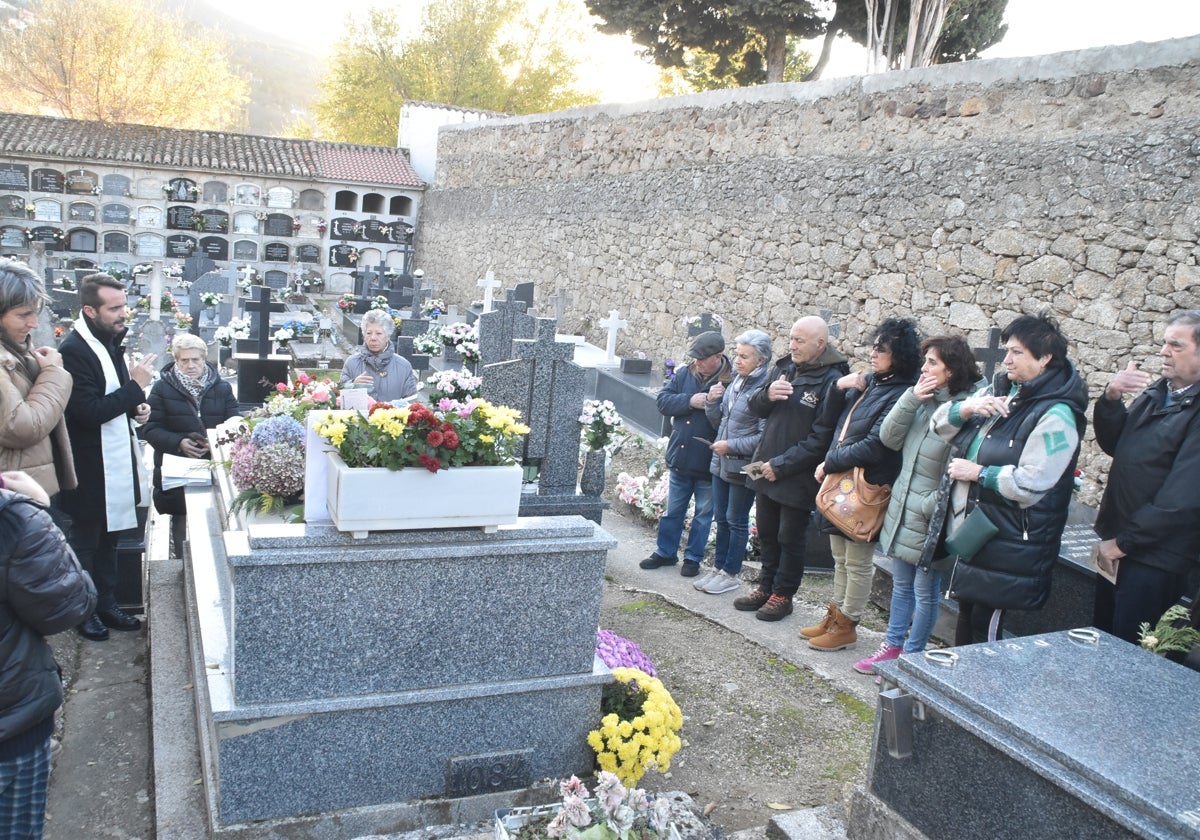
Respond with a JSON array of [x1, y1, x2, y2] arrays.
[[415, 36, 1200, 502]]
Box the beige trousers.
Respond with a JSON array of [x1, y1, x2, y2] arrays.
[[829, 534, 878, 621]]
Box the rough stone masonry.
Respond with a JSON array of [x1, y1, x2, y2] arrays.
[[415, 36, 1200, 503]]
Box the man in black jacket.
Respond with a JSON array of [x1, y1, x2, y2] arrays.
[[1093, 309, 1200, 643], [59, 274, 157, 641], [0, 470, 97, 837], [735, 316, 847, 621]]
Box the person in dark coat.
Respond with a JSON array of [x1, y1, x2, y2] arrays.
[[58, 273, 157, 642], [806, 318, 920, 652], [933, 313, 1088, 645], [734, 316, 848, 622], [1092, 309, 1200, 643], [0, 469, 97, 838], [142, 333, 240, 559], [640, 331, 731, 577]]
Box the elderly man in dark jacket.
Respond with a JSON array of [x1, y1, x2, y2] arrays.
[[0, 470, 97, 838], [1093, 309, 1200, 643], [641, 331, 732, 577], [735, 316, 848, 621]]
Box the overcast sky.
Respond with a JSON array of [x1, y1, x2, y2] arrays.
[[206, 0, 1200, 103]]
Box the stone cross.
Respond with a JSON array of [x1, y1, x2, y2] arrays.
[[477, 297, 536, 365], [599, 309, 627, 365], [148, 261, 164, 322], [482, 318, 585, 498], [237, 264, 256, 286], [686, 312, 721, 338], [477, 270, 501, 313], [243, 286, 286, 359], [408, 271, 432, 318], [818, 309, 842, 340], [973, 327, 1005, 383]]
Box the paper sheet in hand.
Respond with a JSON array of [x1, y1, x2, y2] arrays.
[[160, 453, 212, 490]]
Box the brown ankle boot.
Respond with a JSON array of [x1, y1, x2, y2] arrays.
[[808, 605, 859, 651], [799, 602, 836, 640]]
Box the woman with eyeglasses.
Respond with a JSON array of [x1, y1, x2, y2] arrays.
[[0, 258, 76, 500]]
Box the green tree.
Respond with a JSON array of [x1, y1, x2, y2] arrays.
[[681, 37, 814, 91], [314, 0, 598, 146], [583, 0, 826, 85], [0, 0, 248, 130]]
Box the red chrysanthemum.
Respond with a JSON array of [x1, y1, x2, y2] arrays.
[[426, 430, 444, 447], [442, 431, 459, 449]]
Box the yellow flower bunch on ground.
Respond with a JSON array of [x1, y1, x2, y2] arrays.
[[587, 667, 682, 786]]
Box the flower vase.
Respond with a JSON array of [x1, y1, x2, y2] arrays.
[[580, 449, 606, 497]]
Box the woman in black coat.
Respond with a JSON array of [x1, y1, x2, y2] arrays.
[[806, 318, 920, 653], [142, 334, 239, 557]]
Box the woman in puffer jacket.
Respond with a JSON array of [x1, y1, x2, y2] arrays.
[[142, 333, 239, 557], [0, 259, 76, 499], [853, 336, 981, 677], [695, 330, 772, 596], [806, 318, 921, 653]]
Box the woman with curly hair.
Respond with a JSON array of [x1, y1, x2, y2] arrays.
[[805, 317, 921, 652]]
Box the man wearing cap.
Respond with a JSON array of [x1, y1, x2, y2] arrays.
[[641, 330, 732, 577]]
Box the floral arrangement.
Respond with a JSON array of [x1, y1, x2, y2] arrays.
[[425, 368, 482, 403], [336, 293, 357, 312], [138, 291, 177, 311], [413, 330, 443, 356], [615, 472, 670, 522], [280, 318, 313, 336], [662, 360, 676, 384], [502, 773, 674, 840], [313, 399, 529, 474], [369, 295, 390, 311], [1139, 605, 1200, 658], [439, 322, 480, 364], [580, 399, 623, 452], [174, 312, 192, 330], [685, 313, 723, 330], [131, 263, 153, 276], [227, 415, 307, 514], [273, 327, 295, 348], [213, 317, 250, 347], [267, 372, 341, 421], [596, 630, 656, 677], [422, 298, 447, 318], [200, 292, 221, 307], [587, 667, 682, 785]]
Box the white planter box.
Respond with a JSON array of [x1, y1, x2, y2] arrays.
[[325, 451, 521, 537]]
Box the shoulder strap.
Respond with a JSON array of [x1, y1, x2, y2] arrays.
[[836, 391, 868, 444]]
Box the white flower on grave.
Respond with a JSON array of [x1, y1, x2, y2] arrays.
[[213, 327, 234, 347], [201, 292, 221, 307], [273, 327, 294, 345], [228, 317, 250, 339]]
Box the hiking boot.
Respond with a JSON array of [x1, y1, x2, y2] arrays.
[[693, 569, 717, 591], [639, 553, 677, 570], [702, 570, 740, 595], [799, 602, 836, 640], [733, 588, 771, 612], [853, 642, 901, 675], [808, 605, 858, 651], [755, 594, 793, 622], [680, 561, 701, 578]]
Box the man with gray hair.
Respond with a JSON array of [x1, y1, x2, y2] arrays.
[[1092, 309, 1200, 643]]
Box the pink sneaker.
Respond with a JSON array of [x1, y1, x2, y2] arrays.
[[853, 642, 901, 675]]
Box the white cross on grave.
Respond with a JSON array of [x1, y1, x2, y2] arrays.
[[477, 270, 501, 313], [599, 309, 627, 365], [148, 260, 164, 321]]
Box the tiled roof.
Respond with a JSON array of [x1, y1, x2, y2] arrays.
[[0, 112, 425, 188]]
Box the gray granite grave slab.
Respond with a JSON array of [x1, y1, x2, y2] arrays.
[[47, 287, 79, 318], [182, 471, 614, 828], [593, 367, 671, 439], [869, 631, 1200, 840], [478, 298, 535, 365], [136, 319, 168, 365], [31, 306, 56, 348], [399, 316, 429, 337]]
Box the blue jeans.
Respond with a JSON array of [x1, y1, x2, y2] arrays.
[[711, 476, 755, 575], [655, 469, 714, 563], [885, 556, 942, 653]]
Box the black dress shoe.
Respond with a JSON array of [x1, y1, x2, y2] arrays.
[[78, 614, 109, 641], [97, 607, 141, 632]]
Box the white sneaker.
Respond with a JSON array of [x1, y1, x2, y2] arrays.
[[703, 570, 740, 594], [692, 569, 717, 591]]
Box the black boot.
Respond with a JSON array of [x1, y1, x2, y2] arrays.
[[170, 515, 187, 559]]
